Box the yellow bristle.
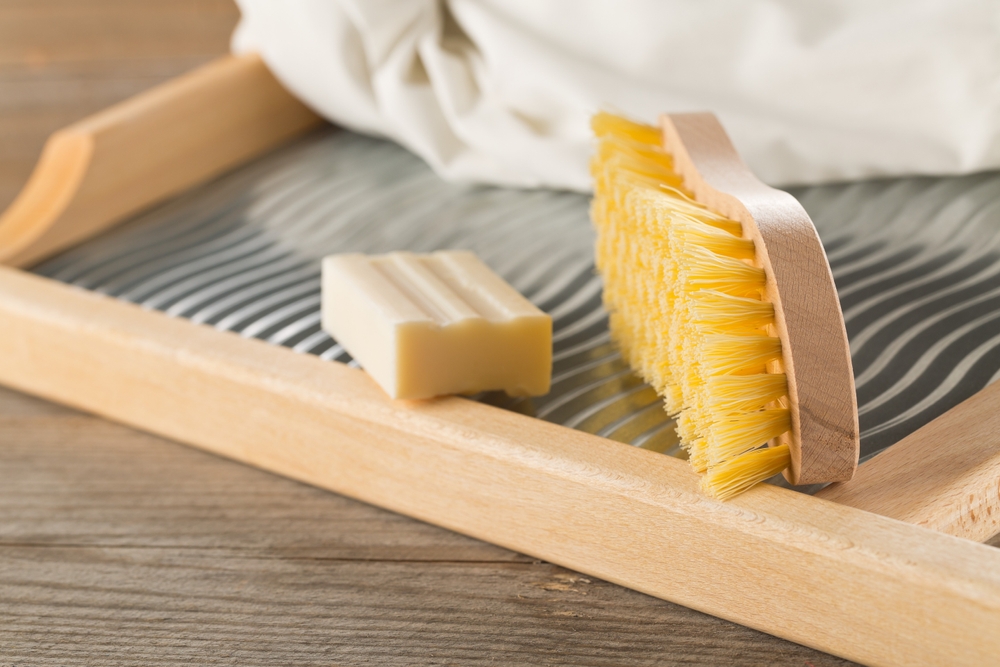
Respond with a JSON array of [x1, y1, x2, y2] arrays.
[[592, 111, 663, 145], [664, 382, 685, 415], [602, 152, 680, 189], [697, 334, 782, 376], [688, 438, 710, 473], [696, 215, 744, 238], [608, 312, 635, 365], [700, 444, 791, 500], [703, 374, 789, 416], [676, 410, 701, 443], [590, 112, 793, 499], [706, 408, 790, 465], [644, 188, 724, 224], [676, 417, 708, 467], [594, 134, 667, 162], [678, 247, 766, 297], [686, 291, 775, 333], [670, 215, 756, 261]]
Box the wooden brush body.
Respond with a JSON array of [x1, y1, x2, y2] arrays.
[[661, 113, 858, 484]]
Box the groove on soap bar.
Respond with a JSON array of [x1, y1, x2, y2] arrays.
[[392, 254, 484, 324], [369, 254, 475, 326], [423, 253, 516, 323]]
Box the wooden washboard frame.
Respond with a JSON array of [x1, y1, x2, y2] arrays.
[[2, 54, 1000, 667]]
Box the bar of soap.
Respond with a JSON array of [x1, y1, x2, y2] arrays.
[[321, 250, 552, 400]]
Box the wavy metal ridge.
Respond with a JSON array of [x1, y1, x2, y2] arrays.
[[33, 128, 1000, 473]]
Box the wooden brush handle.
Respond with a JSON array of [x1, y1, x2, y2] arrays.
[[0, 54, 322, 269], [660, 113, 858, 485]]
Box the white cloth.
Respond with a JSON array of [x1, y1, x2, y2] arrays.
[[233, 0, 1000, 191]]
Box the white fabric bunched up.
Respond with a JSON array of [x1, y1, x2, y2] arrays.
[[233, 0, 1000, 191]]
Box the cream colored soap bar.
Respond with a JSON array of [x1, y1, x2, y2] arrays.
[[321, 251, 552, 400]]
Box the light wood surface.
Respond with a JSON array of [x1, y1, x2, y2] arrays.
[[0, 385, 865, 666], [818, 379, 1000, 542], [0, 52, 321, 267], [2, 265, 1000, 667], [661, 113, 858, 485]]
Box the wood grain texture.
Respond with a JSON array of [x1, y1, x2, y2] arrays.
[[661, 113, 859, 485], [2, 266, 1000, 667], [0, 387, 860, 666], [0, 0, 240, 214], [818, 379, 1000, 542], [0, 52, 321, 267]]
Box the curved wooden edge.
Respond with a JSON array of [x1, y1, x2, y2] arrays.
[[1, 265, 999, 667], [0, 131, 94, 263], [659, 113, 859, 486], [818, 380, 1000, 542], [0, 53, 323, 268]]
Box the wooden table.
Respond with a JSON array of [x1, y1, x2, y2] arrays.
[[3, 3, 988, 664]]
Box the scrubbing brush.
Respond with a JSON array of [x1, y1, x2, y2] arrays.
[[591, 111, 858, 499]]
